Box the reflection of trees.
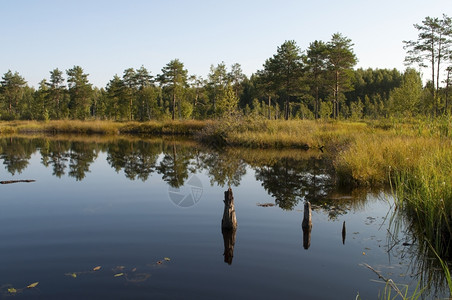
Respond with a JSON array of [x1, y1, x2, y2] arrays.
[[157, 143, 196, 188], [0, 137, 37, 175], [68, 142, 98, 181], [0, 137, 100, 181], [107, 140, 160, 181], [0, 137, 201, 184], [255, 157, 334, 210], [41, 140, 71, 178], [197, 151, 246, 187]]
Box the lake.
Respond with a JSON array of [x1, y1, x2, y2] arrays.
[[0, 136, 448, 299]]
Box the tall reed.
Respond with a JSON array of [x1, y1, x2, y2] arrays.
[[393, 145, 452, 258]]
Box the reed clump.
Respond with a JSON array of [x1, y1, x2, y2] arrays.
[[334, 135, 446, 185], [393, 145, 452, 257]]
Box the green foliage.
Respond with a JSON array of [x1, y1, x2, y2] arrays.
[[66, 66, 93, 120], [216, 85, 238, 117], [404, 14, 452, 115], [389, 68, 423, 117], [319, 100, 333, 119], [350, 97, 364, 120], [305, 40, 329, 119], [32, 80, 49, 120], [261, 40, 305, 120], [0, 70, 27, 119], [346, 68, 403, 118], [46, 68, 66, 119], [326, 33, 358, 118], [158, 59, 188, 120], [0, 17, 450, 122]]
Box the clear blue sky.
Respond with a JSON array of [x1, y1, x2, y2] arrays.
[[1, 0, 451, 88]]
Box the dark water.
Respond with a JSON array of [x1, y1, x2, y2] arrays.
[[0, 136, 447, 299]]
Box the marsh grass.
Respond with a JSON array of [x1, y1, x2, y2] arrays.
[[339, 118, 452, 292], [200, 115, 370, 150], [392, 145, 452, 260], [0, 120, 209, 136]]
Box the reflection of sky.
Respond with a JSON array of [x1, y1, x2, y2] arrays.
[[0, 148, 444, 299]]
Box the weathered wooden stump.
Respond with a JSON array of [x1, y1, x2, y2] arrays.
[[222, 228, 236, 265], [302, 201, 312, 250], [221, 188, 237, 264], [222, 188, 237, 230]]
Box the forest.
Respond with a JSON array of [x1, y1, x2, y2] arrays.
[[1, 14, 451, 122]]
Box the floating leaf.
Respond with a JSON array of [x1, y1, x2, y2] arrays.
[[131, 268, 137, 272], [27, 282, 39, 289], [65, 272, 77, 278], [164, 257, 170, 261], [8, 288, 17, 293], [93, 266, 101, 271], [362, 252, 366, 255], [114, 273, 124, 277]]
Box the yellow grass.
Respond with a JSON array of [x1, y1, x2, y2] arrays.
[[0, 120, 210, 135]]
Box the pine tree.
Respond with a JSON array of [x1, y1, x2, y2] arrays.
[[66, 66, 92, 120], [0, 70, 27, 119], [305, 40, 328, 119], [262, 40, 304, 120], [404, 14, 452, 115], [326, 33, 357, 118], [46, 68, 65, 119], [158, 59, 188, 120]]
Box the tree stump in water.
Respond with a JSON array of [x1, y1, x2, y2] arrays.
[[222, 188, 237, 230], [222, 228, 236, 265], [302, 201, 312, 250], [342, 221, 346, 245]]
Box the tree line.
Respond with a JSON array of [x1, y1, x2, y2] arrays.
[[1, 15, 451, 121]]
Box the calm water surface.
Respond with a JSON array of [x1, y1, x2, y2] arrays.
[[0, 137, 446, 299]]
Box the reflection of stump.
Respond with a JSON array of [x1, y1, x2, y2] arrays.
[[222, 228, 236, 265], [222, 188, 237, 230], [302, 201, 312, 250], [342, 221, 346, 245]]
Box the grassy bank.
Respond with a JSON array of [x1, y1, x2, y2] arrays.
[[394, 145, 452, 255], [0, 120, 209, 135], [198, 115, 374, 150]]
